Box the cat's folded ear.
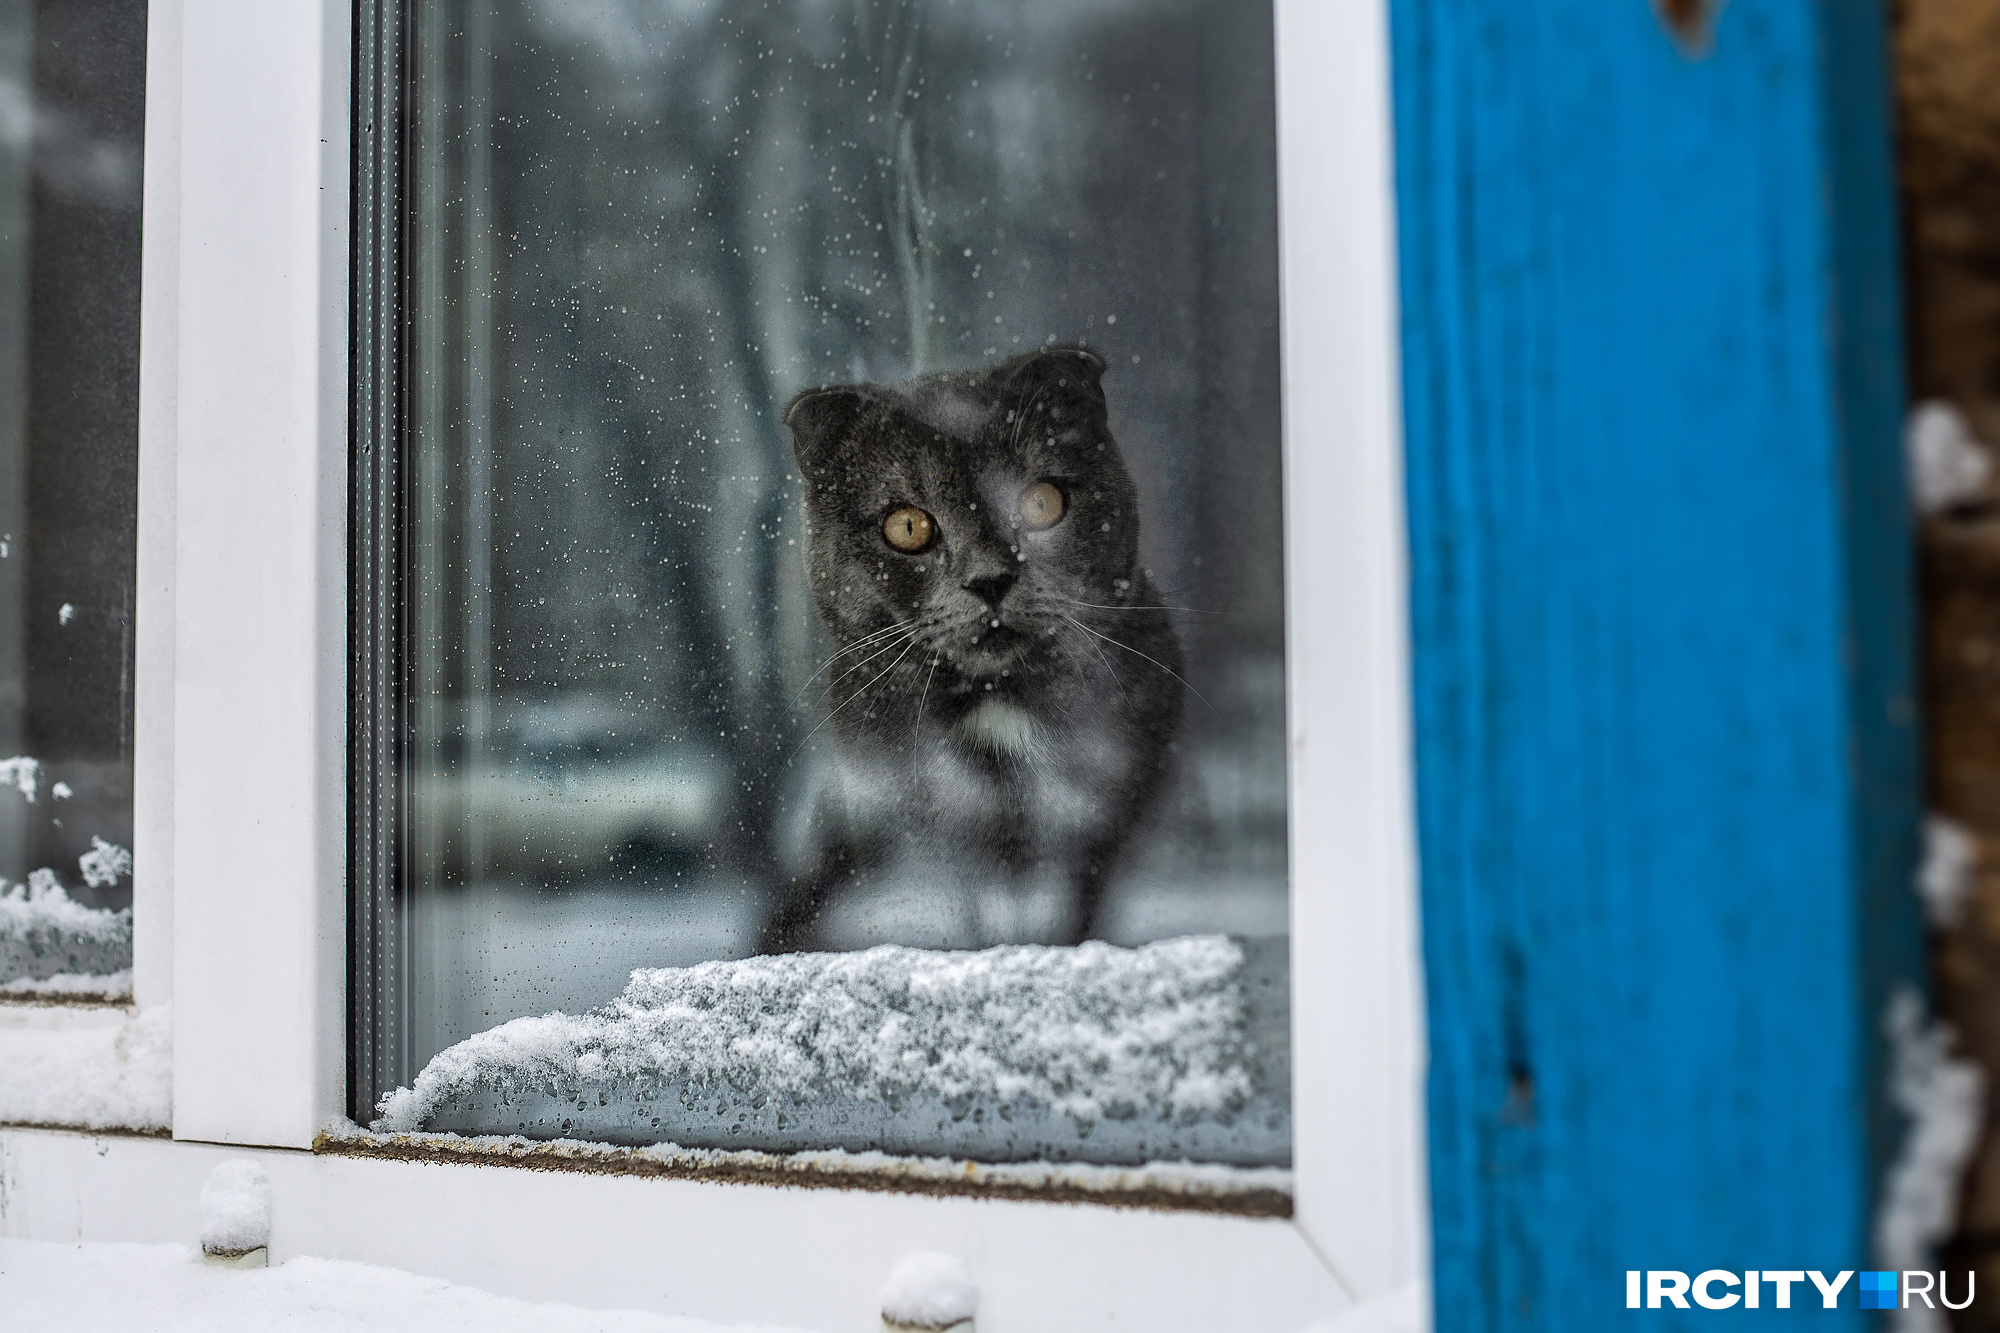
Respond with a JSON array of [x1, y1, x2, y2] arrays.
[[784, 386, 867, 473], [1008, 345, 1107, 394], [1005, 345, 1108, 428]]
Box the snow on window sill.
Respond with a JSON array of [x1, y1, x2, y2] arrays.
[[314, 1121, 1294, 1218], [0, 1002, 170, 1133], [1, 968, 133, 1006], [372, 935, 1292, 1170]]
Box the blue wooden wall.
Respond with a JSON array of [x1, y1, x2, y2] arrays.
[[1390, 2, 1920, 1326]]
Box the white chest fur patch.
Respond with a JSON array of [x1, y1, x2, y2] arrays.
[[957, 700, 1041, 757]]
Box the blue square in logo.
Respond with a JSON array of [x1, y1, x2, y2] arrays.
[[1859, 1271, 1899, 1310]]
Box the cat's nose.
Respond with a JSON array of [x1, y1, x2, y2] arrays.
[[963, 567, 1017, 611]]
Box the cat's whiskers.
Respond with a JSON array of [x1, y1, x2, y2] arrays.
[[790, 632, 924, 762], [811, 625, 919, 703], [795, 619, 913, 699], [835, 631, 924, 709], [1058, 619, 1125, 697], [1055, 596, 1222, 616], [1062, 613, 1213, 711], [912, 653, 941, 739], [809, 616, 909, 664]]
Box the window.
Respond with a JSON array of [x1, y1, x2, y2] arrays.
[[0, 0, 146, 999], [159, 0, 1415, 1308], [352, 0, 1293, 1173]]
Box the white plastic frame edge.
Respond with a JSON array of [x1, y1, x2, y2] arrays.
[[133, 0, 1428, 1325], [1274, 0, 1429, 1306], [155, 0, 350, 1138]]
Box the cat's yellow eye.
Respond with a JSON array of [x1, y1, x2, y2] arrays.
[[883, 506, 935, 552], [1019, 481, 1064, 529]]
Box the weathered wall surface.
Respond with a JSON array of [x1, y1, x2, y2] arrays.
[[1902, 2, 2000, 1323], [1904, 1, 2000, 437]]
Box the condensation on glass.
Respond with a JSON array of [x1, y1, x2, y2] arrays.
[[382, 0, 1288, 1167], [0, 0, 145, 993]]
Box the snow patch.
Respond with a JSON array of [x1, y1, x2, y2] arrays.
[[880, 1252, 976, 1330], [57, 602, 73, 625], [1909, 399, 1994, 515], [0, 1239, 808, 1333], [1919, 816, 1977, 930], [0, 1001, 170, 1130], [200, 1159, 272, 1256], [0, 872, 132, 981], [49, 780, 71, 800], [78, 835, 133, 888], [0, 967, 132, 1000], [0, 754, 41, 802], [378, 936, 1257, 1136], [1877, 986, 1984, 1333]]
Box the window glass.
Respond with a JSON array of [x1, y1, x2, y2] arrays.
[[373, 0, 1287, 1168], [0, 0, 144, 999]]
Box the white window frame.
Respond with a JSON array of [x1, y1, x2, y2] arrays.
[[134, 1, 1425, 1326]]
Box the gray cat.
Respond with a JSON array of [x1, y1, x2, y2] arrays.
[[765, 346, 1184, 951]]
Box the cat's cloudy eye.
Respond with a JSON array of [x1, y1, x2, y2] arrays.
[[1019, 481, 1065, 530], [883, 506, 935, 552]]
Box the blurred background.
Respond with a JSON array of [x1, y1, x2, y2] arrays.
[[0, 0, 143, 921], [401, 0, 1292, 1068]]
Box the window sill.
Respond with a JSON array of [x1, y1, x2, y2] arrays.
[[0, 1121, 170, 1140], [0, 990, 132, 1012], [314, 1124, 1295, 1219], [0, 1001, 170, 1132]]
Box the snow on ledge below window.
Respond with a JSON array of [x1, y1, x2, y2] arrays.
[[372, 935, 1291, 1168], [0, 1239, 813, 1333], [0, 1001, 170, 1131], [1, 968, 132, 1002]]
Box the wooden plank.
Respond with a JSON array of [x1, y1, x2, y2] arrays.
[[1389, 2, 1919, 1325]]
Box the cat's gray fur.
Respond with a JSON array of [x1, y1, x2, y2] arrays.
[[766, 346, 1183, 950]]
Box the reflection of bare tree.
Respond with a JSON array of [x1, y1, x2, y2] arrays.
[[868, 4, 939, 370], [694, 1, 803, 876]]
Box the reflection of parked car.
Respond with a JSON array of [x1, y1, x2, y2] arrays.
[[414, 698, 727, 886]]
